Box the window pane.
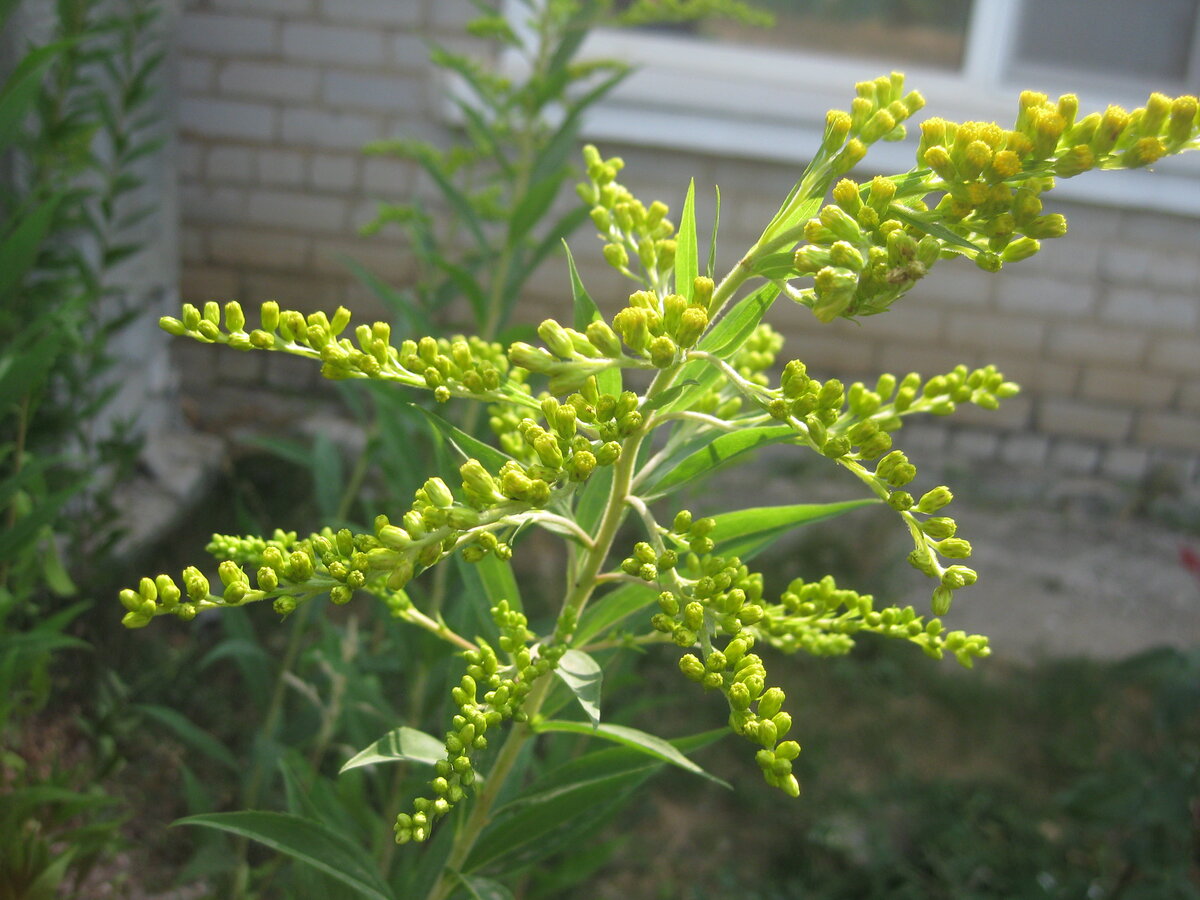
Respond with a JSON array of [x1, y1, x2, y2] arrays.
[[1015, 0, 1199, 82], [690, 0, 974, 71]]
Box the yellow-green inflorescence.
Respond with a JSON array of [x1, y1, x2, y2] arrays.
[[394, 600, 566, 845], [776, 83, 1200, 323], [627, 510, 989, 798]]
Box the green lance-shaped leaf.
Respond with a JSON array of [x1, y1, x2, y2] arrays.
[[465, 730, 725, 875], [564, 241, 621, 397], [647, 424, 795, 495], [675, 178, 699, 300], [134, 704, 240, 773], [572, 580, 659, 647], [554, 649, 603, 726], [532, 720, 729, 787], [340, 726, 446, 774], [174, 812, 396, 900], [709, 499, 881, 559]]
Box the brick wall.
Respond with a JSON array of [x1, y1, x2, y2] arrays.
[[173, 0, 1200, 480]]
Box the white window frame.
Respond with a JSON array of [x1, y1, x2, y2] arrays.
[[502, 0, 1200, 217]]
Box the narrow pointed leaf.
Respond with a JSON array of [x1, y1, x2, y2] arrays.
[[174, 812, 395, 900], [648, 425, 794, 495], [339, 726, 445, 774], [134, 704, 239, 772], [711, 499, 879, 559], [675, 179, 698, 300], [531, 720, 729, 787], [412, 405, 512, 473], [554, 649, 602, 726], [707, 185, 721, 277], [572, 581, 657, 647], [455, 873, 514, 900]]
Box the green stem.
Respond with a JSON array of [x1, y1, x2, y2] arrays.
[[423, 364, 681, 900], [231, 603, 312, 900]]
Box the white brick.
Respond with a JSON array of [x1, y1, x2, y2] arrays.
[[995, 274, 1095, 317], [206, 145, 255, 182], [281, 108, 384, 149], [1179, 381, 1200, 413], [1137, 412, 1200, 450], [390, 33, 430, 68], [1047, 439, 1100, 474], [1038, 398, 1133, 441], [1047, 324, 1145, 366], [213, 0, 313, 12], [1000, 433, 1049, 467], [246, 189, 348, 231], [921, 264, 994, 307], [946, 312, 1044, 354], [982, 353, 1077, 396], [180, 184, 247, 223], [312, 237, 413, 281], [1148, 337, 1200, 375], [948, 429, 1000, 461], [321, 0, 421, 25], [281, 22, 386, 65], [178, 141, 204, 179], [309, 154, 358, 190], [182, 264, 240, 300], [1100, 447, 1150, 481], [323, 70, 424, 112], [870, 303, 942, 342], [1100, 287, 1198, 331], [210, 228, 309, 267], [877, 344, 972, 380], [218, 61, 320, 102], [256, 149, 306, 186], [178, 12, 277, 56], [180, 226, 206, 263], [179, 97, 275, 141], [179, 56, 215, 92], [1079, 368, 1176, 406], [362, 156, 414, 194]]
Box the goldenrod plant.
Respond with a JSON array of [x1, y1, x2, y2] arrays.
[[127, 78, 1200, 898]]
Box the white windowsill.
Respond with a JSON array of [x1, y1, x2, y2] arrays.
[[497, 14, 1200, 219]]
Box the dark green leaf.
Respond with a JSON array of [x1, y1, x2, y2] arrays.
[[639, 380, 697, 413], [0, 42, 65, 150], [573, 461, 611, 535], [311, 433, 345, 520], [508, 171, 565, 249], [711, 499, 879, 559], [707, 185, 721, 277], [554, 649, 602, 726], [565, 240, 601, 331], [412, 405, 512, 473], [337, 254, 435, 335], [675, 179, 698, 300], [471, 551, 523, 613], [532, 720, 728, 786], [648, 425, 794, 495], [339, 726, 445, 774], [0, 194, 64, 300], [700, 281, 780, 359], [174, 812, 395, 900], [418, 153, 487, 249], [572, 581, 657, 647], [134, 704, 239, 772], [455, 873, 514, 900], [430, 255, 488, 326], [888, 204, 979, 252]]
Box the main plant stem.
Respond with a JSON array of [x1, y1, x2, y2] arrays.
[[424, 365, 679, 900]]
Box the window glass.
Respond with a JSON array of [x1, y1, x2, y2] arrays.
[[681, 0, 974, 71], [1014, 0, 1199, 83]]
